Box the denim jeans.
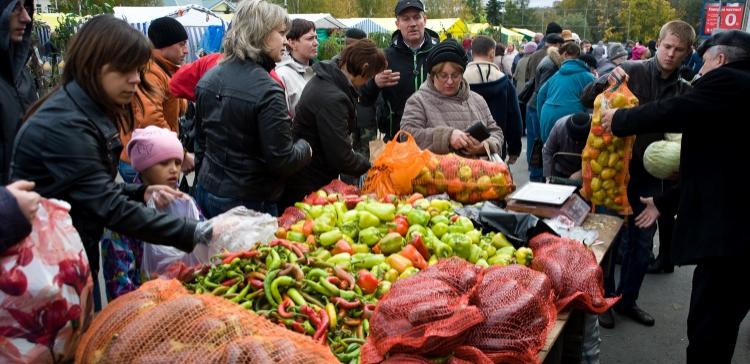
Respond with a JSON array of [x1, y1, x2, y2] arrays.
[[194, 184, 278, 219], [616, 177, 661, 307], [525, 104, 543, 182], [118, 160, 138, 184]]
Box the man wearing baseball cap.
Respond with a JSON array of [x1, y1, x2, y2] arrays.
[[120, 16, 192, 183], [359, 0, 440, 140], [600, 30, 750, 363]]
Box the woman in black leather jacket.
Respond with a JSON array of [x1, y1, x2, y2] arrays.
[[193, 0, 312, 218], [11, 16, 206, 304]]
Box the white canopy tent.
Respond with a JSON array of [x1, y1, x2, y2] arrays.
[[339, 18, 390, 34], [289, 13, 346, 29]]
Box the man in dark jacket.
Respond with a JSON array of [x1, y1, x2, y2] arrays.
[[582, 20, 695, 328], [464, 35, 522, 163], [601, 30, 750, 364], [1, 0, 36, 185], [359, 0, 439, 140]]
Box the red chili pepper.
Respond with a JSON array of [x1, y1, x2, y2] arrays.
[[333, 266, 355, 290], [450, 215, 459, 223], [278, 297, 294, 318], [221, 278, 238, 287], [406, 193, 424, 205], [290, 321, 306, 333], [270, 239, 307, 260], [400, 244, 428, 270], [300, 305, 321, 327], [363, 303, 377, 319], [249, 279, 264, 290], [313, 308, 329, 342], [331, 296, 361, 309], [327, 276, 342, 287], [221, 250, 259, 264]]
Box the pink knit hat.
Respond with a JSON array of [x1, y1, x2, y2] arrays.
[[127, 126, 184, 172]]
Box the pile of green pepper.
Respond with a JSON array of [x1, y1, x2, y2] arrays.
[[184, 190, 535, 363]]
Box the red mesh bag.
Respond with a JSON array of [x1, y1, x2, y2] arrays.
[[529, 233, 620, 313], [278, 206, 305, 229], [463, 265, 557, 364], [361, 259, 485, 362], [580, 79, 638, 215], [321, 179, 360, 196], [75, 279, 337, 364], [412, 151, 514, 203]]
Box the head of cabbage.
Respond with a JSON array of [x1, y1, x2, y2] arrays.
[[643, 140, 681, 180]]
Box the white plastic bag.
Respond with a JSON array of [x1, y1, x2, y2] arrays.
[[141, 198, 209, 279], [0, 199, 93, 363], [205, 206, 278, 257]]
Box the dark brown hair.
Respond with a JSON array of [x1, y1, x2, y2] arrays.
[[559, 42, 581, 58], [339, 39, 387, 79], [25, 15, 152, 133], [286, 18, 316, 40]]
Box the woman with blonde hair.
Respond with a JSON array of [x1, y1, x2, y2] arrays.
[[193, 0, 312, 218]]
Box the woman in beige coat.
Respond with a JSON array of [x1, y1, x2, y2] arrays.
[[401, 40, 504, 158]]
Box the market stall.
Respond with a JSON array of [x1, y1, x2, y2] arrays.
[[339, 18, 390, 35]]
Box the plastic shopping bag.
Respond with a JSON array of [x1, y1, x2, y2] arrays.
[[141, 197, 209, 280], [1, 199, 93, 363]]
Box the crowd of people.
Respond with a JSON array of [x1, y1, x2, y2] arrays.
[[1, 0, 749, 362]]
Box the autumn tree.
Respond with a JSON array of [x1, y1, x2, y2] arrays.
[[606, 0, 677, 42], [486, 0, 501, 26], [462, 0, 484, 23]]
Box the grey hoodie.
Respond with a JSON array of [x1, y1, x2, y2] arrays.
[[1, 0, 36, 184]]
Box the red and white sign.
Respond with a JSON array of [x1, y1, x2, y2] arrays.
[[704, 2, 746, 34]]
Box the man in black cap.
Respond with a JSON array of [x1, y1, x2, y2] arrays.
[[360, 0, 440, 140], [120, 16, 191, 182], [601, 30, 750, 364], [542, 112, 590, 179]]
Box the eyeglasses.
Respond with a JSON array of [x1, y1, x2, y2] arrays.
[[435, 72, 462, 82]]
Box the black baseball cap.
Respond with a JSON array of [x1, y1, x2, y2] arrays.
[[395, 0, 424, 16], [697, 30, 750, 57]]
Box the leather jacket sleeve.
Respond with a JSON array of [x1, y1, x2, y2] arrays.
[[316, 97, 371, 176], [42, 123, 197, 251], [256, 86, 312, 177]]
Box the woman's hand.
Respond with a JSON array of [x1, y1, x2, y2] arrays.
[[7, 180, 41, 223], [450, 129, 473, 150], [145, 185, 186, 209], [635, 197, 660, 229], [462, 137, 487, 156]]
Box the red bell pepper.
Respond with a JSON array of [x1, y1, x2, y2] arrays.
[[356, 269, 379, 295], [392, 215, 409, 237], [400, 244, 428, 270]]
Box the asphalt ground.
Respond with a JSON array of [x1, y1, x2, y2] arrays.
[[510, 138, 750, 363]]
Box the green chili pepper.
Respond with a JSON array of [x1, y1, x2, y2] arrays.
[[358, 227, 382, 246], [303, 320, 315, 335], [264, 269, 280, 306], [339, 289, 357, 301], [230, 283, 252, 303], [306, 268, 329, 281], [270, 276, 295, 305], [202, 276, 219, 289], [319, 277, 341, 296], [211, 285, 229, 295], [225, 282, 240, 295], [351, 253, 385, 269], [364, 201, 396, 221], [266, 249, 281, 271], [240, 300, 254, 309], [286, 288, 307, 306], [304, 279, 333, 297]]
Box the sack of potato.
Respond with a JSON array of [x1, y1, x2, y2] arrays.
[[580, 80, 638, 215], [412, 151, 515, 203]]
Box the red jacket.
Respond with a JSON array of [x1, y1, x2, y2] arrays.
[[170, 53, 285, 101]]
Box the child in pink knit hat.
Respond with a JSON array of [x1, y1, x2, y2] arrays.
[[126, 125, 185, 187], [101, 126, 204, 301]]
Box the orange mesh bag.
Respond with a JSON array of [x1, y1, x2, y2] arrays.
[[462, 265, 558, 364], [75, 279, 337, 364], [580, 79, 638, 215], [412, 151, 514, 203], [363, 131, 430, 197], [529, 233, 620, 313], [361, 258, 486, 363]]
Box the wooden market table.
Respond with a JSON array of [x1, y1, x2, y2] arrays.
[[537, 213, 624, 362]]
